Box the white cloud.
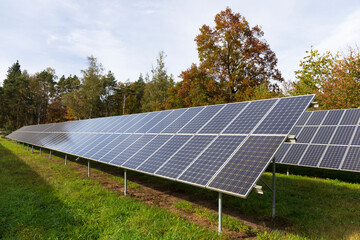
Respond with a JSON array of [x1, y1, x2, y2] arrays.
[[1, 0, 360, 87], [316, 9, 360, 53]]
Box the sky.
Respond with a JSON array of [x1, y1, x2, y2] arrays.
[[1, 0, 360, 87]]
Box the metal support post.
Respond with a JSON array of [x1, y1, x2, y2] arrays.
[[272, 158, 276, 219], [31, 146, 33, 153], [88, 160, 91, 177], [286, 167, 289, 176], [218, 192, 223, 233], [49, 150, 52, 160], [124, 170, 127, 196], [65, 154, 67, 165]]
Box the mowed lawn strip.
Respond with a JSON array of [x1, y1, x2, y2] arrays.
[[0, 139, 223, 240]]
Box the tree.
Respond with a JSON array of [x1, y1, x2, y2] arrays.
[[291, 47, 335, 96], [290, 47, 360, 109], [29, 68, 57, 124], [320, 47, 360, 109], [2, 61, 32, 130], [169, 64, 224, 107], [63, 56, 117, 119], [142, 52, 174, 112], [193, 7, 283, 102]]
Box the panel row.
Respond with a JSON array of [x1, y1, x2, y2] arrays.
[[8, 95, 315, 198], [290, 125, 360, 145], [275, 143, 360, 172], [295, 109, 360, 126], [12, 95, 315, 135], [10, 131, 287, 197]]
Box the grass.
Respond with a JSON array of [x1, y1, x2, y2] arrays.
[[0, 139, 223, 239], [1, 138, 360, 240]]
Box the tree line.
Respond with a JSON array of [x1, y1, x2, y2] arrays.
[[1, 8, 359, 132]]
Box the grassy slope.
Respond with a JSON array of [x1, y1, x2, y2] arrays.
[[1, 138, 360, 240], [0, 139, 222, 240]]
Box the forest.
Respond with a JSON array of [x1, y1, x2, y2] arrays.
[[1, 8, 359, 133]]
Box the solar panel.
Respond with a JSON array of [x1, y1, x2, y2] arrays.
[[299, 145, 326, 167], [207, 136, 286, 197], [275, 108, 360, 173], [155, 135, 216, 179], [179, 136, 246, 186], [254, 95, 315, 134], [7, 94, 315, 198]]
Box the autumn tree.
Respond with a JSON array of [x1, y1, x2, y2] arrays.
[[191, 7, 283, 102], [142, 52, 174, 112], [290, 47, 360, 109], [168, 64, 224, 108], [320, 47, 360, 109], [291, 47, 335, 97]]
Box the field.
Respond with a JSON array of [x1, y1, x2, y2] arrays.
[[0, 138, 359, 239]]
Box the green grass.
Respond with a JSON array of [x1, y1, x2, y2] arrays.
[[0, 139, 223, 239], [1, 139, 360, 240]]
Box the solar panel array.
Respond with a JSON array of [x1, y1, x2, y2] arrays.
[[275, 109, 360, 172], [7, 95, 314, 198]]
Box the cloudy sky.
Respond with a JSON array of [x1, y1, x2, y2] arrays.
[[1, 0, 360, 86]]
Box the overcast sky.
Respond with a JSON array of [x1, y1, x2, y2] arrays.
[[1, 0, 360, 86]]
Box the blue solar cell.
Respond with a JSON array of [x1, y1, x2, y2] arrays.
[[295, 111, 312, 125], [111, 135, 157, 165], [340, 109, 360, 125], [179, 105, 224, 133], [305, 111, 327, 125], [322, 110, 344, 125], [100, 134, 142, 163], [155, 135, 216, 179], [123, 135, 173, 169], [147, 108, 187, 133], [136, 110, 172, 133], [289, 127, 302, 136], [208, 136, 285, 196], [162, 107, 204, 133], [81, 134, 116, 158], [199, 102, 249, 134], [137, 135, 192, 174], [312, 126, 336, 144], [254, 95, 315, 134], [69, 134, 100, 155], [282, 144, 307, 164], [274, 143, 291, 163], [90, 134, 130, 160], [114, 114, 144, 133], [106, 115, 132, 132], [223, 99, 277, 134], [47, 133, 68, 150], [341, 147, 360, 171], [299, 145, 326, 167], [297, 127, 318, 143], [179, 136, 246, 186], [330, 126, 356, 145], [56, 133, 85, 152], [351, 127, 360, 146], [125, 112, 159, 133], [66, 134, 102, 154], [319, 146, 347, 169]]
